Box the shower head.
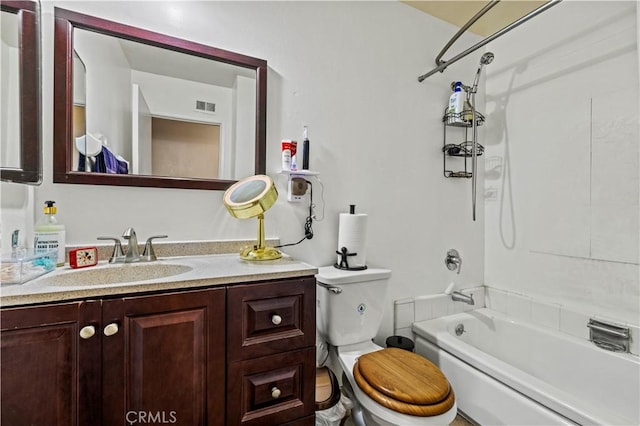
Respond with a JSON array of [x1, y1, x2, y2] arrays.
[[471, 51, 495, 93], [480, 52, 494, 65]]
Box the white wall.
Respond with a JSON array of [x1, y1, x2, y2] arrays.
[[484, 1, 639, 324], [7, 0, 485, 344], [0, 184, 35, 249]]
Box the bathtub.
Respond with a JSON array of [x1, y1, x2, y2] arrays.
[[412, 308, 640, 426]]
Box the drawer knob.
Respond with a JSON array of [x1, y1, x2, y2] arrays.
[[103, 323, 119, 337], [271, 314, 282, 325], [79, 325, 96, 339], [271, 387, 281, 399]]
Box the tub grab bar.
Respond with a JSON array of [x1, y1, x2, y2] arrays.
[[587, 319, 630, 353], [587, 320, 630, 338]]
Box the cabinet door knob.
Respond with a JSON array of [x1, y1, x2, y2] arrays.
[[79, 325, 96, 339], [103, 323, 119, 336], [271, 387, 281, 399], [271, 314, 282, 325]]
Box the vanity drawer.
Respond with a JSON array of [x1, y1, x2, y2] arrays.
[[227, 347, 315, 426], [227, 278, 315, 361]]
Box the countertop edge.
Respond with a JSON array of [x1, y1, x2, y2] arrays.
[[1, 254, 318, 308]]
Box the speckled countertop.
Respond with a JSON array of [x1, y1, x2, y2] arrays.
[[0, 253, 317, 308]]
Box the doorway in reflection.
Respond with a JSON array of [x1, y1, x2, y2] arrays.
[[151, 118, 220, 179]]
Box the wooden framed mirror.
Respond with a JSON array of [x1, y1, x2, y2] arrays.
[[53, 7, 267, 190], [1, 0, 41, 184]]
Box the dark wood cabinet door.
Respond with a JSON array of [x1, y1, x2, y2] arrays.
[[102, 288, 225, 426], [227, 347, 316, 426], [227, 278, 316, 361], [0, 300, 102, 426]]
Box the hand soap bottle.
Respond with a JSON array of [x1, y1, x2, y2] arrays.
[[34, 201, 66, 266]]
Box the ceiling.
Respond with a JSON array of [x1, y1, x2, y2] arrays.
[[119, 36, 256, 88], [402, 0, 547, 37]]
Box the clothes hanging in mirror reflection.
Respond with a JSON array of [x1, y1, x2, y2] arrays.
[[76, 134, 129, 174]]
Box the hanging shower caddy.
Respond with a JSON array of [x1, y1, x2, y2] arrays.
[[417, 0, 563, 221], [442, 108, 484, 178]]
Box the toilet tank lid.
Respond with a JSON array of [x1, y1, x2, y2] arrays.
[[315, 266, 391, 285]]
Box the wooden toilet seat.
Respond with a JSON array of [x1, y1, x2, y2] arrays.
[[353, 347, 455, 417]]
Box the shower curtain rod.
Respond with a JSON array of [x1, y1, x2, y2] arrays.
[[418, 0, 563, 82]]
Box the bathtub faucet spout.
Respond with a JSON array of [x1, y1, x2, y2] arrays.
[[451, 291, 474, 305]]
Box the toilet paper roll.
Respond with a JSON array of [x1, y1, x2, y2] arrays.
[[337, 213, 368, 268]]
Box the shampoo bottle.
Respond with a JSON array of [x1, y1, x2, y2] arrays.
[[34, 201, 66, 266], [448, 81, 464, 123]]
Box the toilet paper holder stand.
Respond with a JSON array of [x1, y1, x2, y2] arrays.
[[334, 246, 368, 271]]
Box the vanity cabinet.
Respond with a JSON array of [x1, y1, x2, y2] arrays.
[[101, 288, 226, 426], [227, 278, 316, 425], [0, 276, 315, 426], [0, 300, 102, 426]]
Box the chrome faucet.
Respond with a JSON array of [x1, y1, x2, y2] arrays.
[[451, 291, 474, 305], [122, 227, 141, 263], [98, 228, 167, 263]]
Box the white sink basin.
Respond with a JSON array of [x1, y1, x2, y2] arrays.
[[39, 263, 193, 286]]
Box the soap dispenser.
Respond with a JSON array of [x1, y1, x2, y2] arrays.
[[34, 201, 66, 266]]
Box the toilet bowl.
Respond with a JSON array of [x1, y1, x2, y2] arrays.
[[316, 266, 457, 426], [337, 341, 456, 426]]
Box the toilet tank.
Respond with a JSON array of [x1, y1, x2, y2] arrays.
[[316, 266, 391, 347]]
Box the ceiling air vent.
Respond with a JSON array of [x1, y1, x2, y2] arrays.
[[195, 100, 216, 114]]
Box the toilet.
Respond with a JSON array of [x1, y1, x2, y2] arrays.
[[316, 266, 457, 426]]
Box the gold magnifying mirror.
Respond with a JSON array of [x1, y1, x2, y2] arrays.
[[223, 175, 282, 261]]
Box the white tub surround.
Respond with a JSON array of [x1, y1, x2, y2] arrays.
[[413, 308, 640, 426], [395, 286, 639, 357], [393, 286, 485, 339], [484, 0, 639, 335], [485, 286, 640, 356]]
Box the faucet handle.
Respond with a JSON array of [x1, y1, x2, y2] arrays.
[[97, 237, 125, 263], [445, 249, 462, 274], [141, 235, 168, 262]]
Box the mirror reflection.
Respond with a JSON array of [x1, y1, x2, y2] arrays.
[[72, 28, 256, 180], [0, 0, 41, 184], [54, 7, 267, 190], [1, 9, 20, 169]]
